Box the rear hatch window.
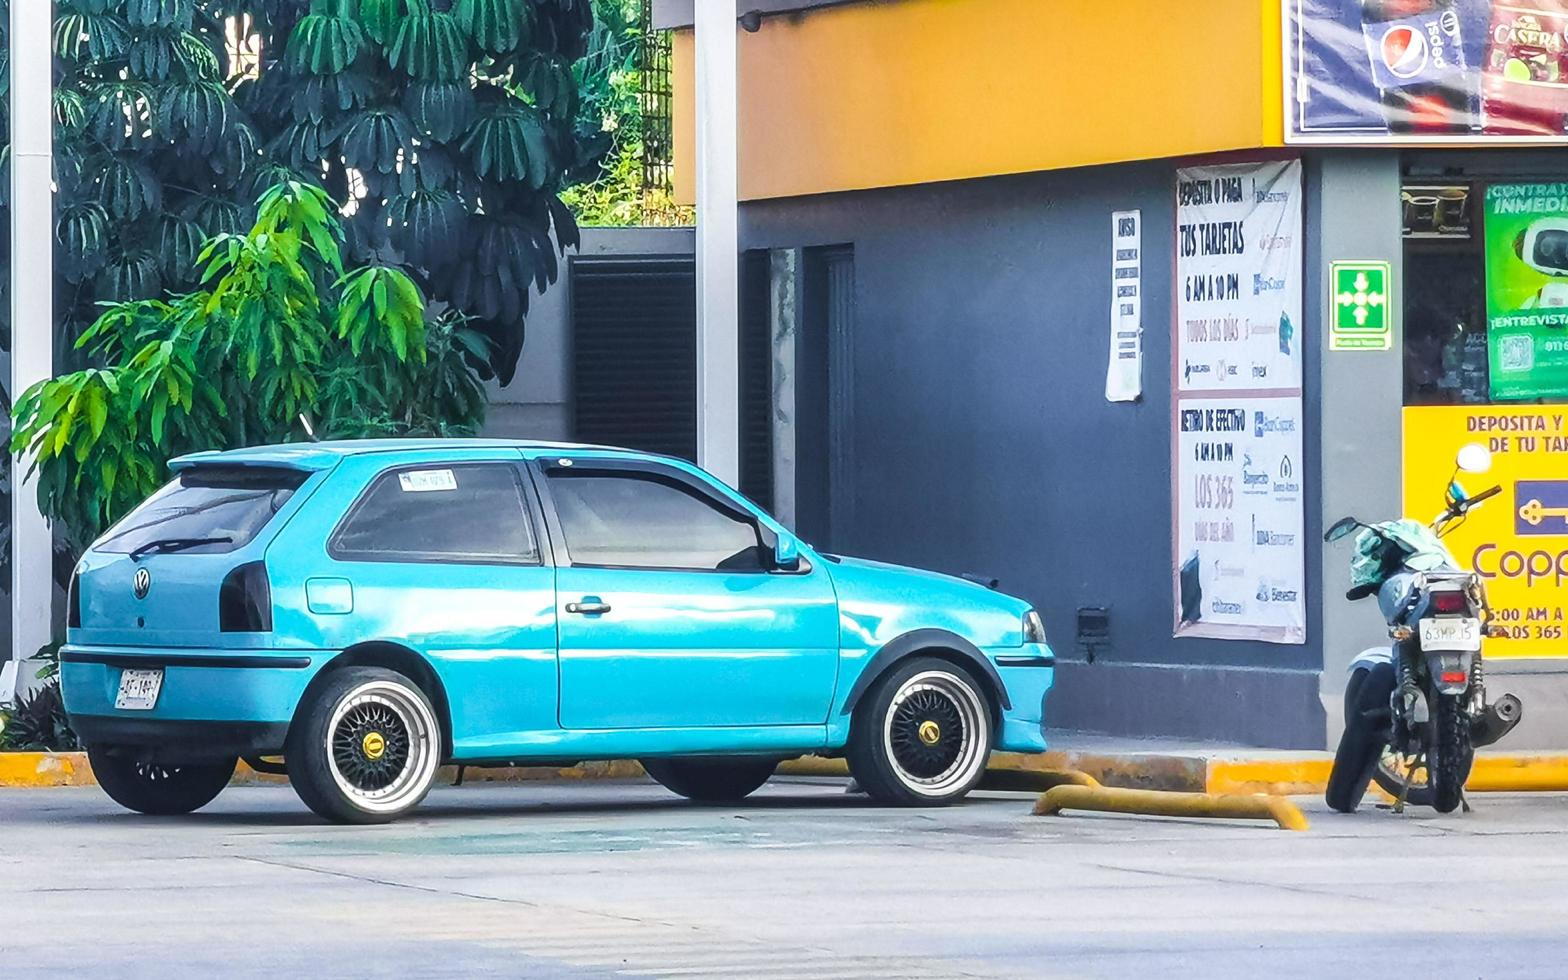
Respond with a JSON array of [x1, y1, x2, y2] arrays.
[[95, 466, 308, 556]]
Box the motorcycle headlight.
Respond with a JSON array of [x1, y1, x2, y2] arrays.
[[1023, 609, 1047, 644]]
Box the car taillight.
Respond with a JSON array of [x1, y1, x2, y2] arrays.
[[68, 569, 81, 629], [219, 561, 272, 632], [1431, 590, 1468, 614]]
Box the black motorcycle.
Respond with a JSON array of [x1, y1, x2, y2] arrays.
[[1324, 443, 1523, 814]]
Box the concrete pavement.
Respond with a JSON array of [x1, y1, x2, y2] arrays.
[[4, 777, 1568, 978]]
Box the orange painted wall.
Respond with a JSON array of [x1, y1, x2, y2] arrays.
[[672, 0, 1285, 203]]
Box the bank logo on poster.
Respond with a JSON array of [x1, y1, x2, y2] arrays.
[[1173, 159, 1307, 646]]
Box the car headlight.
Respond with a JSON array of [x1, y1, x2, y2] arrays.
[[1023, 609, 1047, 644]]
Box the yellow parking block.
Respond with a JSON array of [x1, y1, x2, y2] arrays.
[[1033, 784, 1310, 832]]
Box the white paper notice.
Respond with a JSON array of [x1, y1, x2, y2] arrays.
[[1106, 210, 1143, 402], [1172, 160, 1306, 645]]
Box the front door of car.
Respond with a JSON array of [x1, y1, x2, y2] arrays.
[[536, 457, 840, 730], [273, 453, 559, 750]]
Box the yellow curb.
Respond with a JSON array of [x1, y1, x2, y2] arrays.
[[1465, 755, 1568, 792], [1206, 757, 1335, 796], [8, 749, 1568, 796], [0, 752, 96, 787]]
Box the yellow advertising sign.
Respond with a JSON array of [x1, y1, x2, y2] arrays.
[[1404, 405, 1568, 659]]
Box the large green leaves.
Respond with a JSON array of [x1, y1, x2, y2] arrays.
[[461, 99, 553, 187], [160, 80, 231, 155], [335, 266, 426, 362], [57, 203, 111, 283], [387, 9, 466, 80], [97, 153, 163, 221], [55, 10, 132, 62], [386, 188, 466, 268], [125, 0, 193, 30], [87, 82, 154, 150], [340, 108, 416, 174], [287, 12, 364, 75], [403, 79, 474, 142], [452, 0, 532, 55]]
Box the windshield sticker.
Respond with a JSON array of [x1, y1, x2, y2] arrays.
[[398, 469, 458, 493]]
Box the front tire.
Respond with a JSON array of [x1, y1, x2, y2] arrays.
[[846, 657, 993, 806], [286, 667, 442, 824], [641, 757, 778, 802], [88, 747, 235, 815]]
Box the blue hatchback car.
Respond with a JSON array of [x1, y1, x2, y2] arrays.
[[61, 440, 1054, 822]]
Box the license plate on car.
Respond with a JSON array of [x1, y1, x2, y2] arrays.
[[1419, 617, 1482, 652], [115, 668, 164, 710]]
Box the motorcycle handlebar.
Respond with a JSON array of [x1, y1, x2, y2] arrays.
[[1467, 485, 1503, 507]]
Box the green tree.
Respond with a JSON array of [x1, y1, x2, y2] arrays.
[[228, 0, 595, 382], [10, 180, 487, 560], [0, 0, 599, 383], [0, 0, 268, 354]]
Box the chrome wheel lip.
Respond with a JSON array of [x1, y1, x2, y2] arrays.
[[325, 680, 439, 815], [882, 670, 989, 797]]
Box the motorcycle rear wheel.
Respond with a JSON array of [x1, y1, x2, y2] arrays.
[[1430, 693, 1472, 814]]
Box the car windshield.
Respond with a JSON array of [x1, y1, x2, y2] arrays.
[[96, 466, 308, 556]]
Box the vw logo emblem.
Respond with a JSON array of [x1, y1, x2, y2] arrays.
[[132, 568, 151, 600]]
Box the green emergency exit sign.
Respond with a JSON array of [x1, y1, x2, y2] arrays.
[[1330, 260, 1392, 351]]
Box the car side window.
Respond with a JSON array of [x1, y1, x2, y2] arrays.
[[330, 463, 540, 564], [547, 470, 766, 571]]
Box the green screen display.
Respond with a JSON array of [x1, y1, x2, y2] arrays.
[[1486, 183, 1568, 401]]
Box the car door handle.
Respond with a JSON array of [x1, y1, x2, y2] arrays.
[[566, 600, 612, 615]]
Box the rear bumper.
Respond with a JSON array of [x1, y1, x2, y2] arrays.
[[61, 646, 321, 749], [70, 716, 290, 762]]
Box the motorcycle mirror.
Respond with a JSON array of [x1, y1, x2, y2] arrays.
[[1456, 442, 1492, 474], [1325, 516, 1360, 542]]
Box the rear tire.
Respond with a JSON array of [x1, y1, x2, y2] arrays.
[[641, 757, 778, 802], [846, 656, 993, 806], [88, 747, 235, 816], [1430, 693, 1472, 814], [287, 667, 442, 824]]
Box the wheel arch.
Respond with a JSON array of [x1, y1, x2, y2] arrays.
[[840, 629, 1010, 727], [299, 642, 454, 759]]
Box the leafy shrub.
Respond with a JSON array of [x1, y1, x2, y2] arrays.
[[11, 180, 490, 558]]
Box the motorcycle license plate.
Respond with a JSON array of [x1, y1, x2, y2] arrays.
[[1419, 617, 1481, 652], [115, 668, 163, 711]]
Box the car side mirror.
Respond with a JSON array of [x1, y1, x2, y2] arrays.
[[772, 535, 801, 573]]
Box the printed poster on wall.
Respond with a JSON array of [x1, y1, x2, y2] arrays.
[[1173, 160, 1307, 645], [1404, 405, 1568, 658], [1485, 182, 1568, 400], [1106, 210, 1143, 402], [1175, 161, 1303, 392], [1286, 1, 1568, 143]]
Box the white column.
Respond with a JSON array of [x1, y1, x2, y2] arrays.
[[693, 0, 739, 483], [10, 0, 56, 683]]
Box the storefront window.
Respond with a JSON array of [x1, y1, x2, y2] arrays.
[[1404, 175, 1568, 406]]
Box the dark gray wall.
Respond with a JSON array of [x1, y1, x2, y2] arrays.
[[741, 159, 1326, 747]]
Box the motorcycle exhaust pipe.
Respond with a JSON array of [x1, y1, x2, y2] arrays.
[[1471, 694, 1523, 749]]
